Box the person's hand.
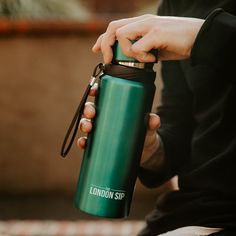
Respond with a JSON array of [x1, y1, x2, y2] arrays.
[[77, 85, 162, 163], [92, 14, 204, 63], [77, 83, 98, 149]]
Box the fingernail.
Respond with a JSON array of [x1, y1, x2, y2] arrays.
[[78, 137, 87, 149], [84, 105, 95, 118], [80, 120, 87, 133]]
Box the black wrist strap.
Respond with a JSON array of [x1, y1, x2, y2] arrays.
[[60, 63, 104, 158]]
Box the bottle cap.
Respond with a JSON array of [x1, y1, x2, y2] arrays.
[[112, 40, 157, 64], [112, 40, 138, 62]]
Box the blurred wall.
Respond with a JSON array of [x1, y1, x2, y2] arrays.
[[0, 27, 162, 196]]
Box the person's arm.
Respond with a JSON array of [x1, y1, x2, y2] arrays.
[[78, 14, 203, 188], [78, 9, 236, 188], [92, 14, 204, 63], [138, 60, 195, 188], [137, 9, 236, 188], [191, 9, 236, 83], [138, 133, 170, 188]]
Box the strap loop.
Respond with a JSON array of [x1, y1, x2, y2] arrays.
[[60, 63, 104, 158]]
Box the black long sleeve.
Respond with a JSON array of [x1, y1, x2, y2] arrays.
[[138, 4, 236, 236], [138, 60, 195, 187], [191, 9, 236, 84]]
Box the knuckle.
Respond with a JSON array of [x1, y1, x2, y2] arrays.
[[79, 118, 92, 133], [78, 137, 84, 144], [84, 103, 95, 115], [107, 20, 119, 31], [80, 118, 90, 125], [151, 26, 163, 36], [151, 26, 159, 35], [121, 47, 133, 57], [115, 28, 124, 38], [77, 137, 87, 148], [96, 33, 104, 42], [131, 44, 141, 54], [99, 33, 105, 38]]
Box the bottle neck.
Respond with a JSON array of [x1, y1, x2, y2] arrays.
[[117, 61, 145, 69], [103, 63, 156, 83], [117, 61, 154, 70]]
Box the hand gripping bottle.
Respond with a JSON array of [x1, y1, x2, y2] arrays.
[[61, 41, 157, 218]]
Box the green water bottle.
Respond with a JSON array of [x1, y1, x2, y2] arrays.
[[61, 41, 157, 218]]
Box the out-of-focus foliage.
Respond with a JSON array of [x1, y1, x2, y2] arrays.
[[0, 0, 90, 20], [0, 0, 158, 20], [81, 0, 158, 15]]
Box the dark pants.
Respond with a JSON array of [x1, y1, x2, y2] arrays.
[[138, 228, 236, 236], [210, 230, 236, 236]]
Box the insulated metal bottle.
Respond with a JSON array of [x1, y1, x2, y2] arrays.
[[74, 42, 157, 218]]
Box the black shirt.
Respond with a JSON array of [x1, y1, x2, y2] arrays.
[[138, 1, 236, 235]]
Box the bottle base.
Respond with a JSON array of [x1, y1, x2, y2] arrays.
[[75, 203, 129, 219]]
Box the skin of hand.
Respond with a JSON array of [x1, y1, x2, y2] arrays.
[[77, 84, 161, 162], [92, 14, 204, 63]]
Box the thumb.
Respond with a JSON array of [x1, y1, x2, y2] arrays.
[[131, 32, 158, 62], [146, 113, 161, 136], [143, 113, 161, 156]]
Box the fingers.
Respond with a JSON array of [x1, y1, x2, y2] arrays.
[[77, 81, 97, 151], [79, 118, 92, 133], [77, 137, 87, 149], [77, 111, 160, 151], [89, 82, 98, 97], [131, 32, 158, 62], [146, 113, 161, 136], [77, 102, 96, 149], [115, 19, 157, 62], [92, 15, 155, 63], [143, 113, 161, 155], [92, 33, 115, 63], [77, 118, 92, 149], [115, 21, 144, 59], [83, 102, 96, 119], [143, 113, 161, 152], [92, 14, 204, 63], [92, 34, 104, 53], [80, 102, 96, 131], [92, 17, 140, 52]]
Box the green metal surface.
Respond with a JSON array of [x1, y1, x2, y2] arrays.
[[112, 41, 138, 62], [75, 74, 156, 218]]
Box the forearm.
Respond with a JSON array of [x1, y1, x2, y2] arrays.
[[138, 134, 173, 188], [191, 9, 236, 83], [140, 134, 165, 171]]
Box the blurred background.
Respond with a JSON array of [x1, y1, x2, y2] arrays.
[[0, 0, 176, 235]]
